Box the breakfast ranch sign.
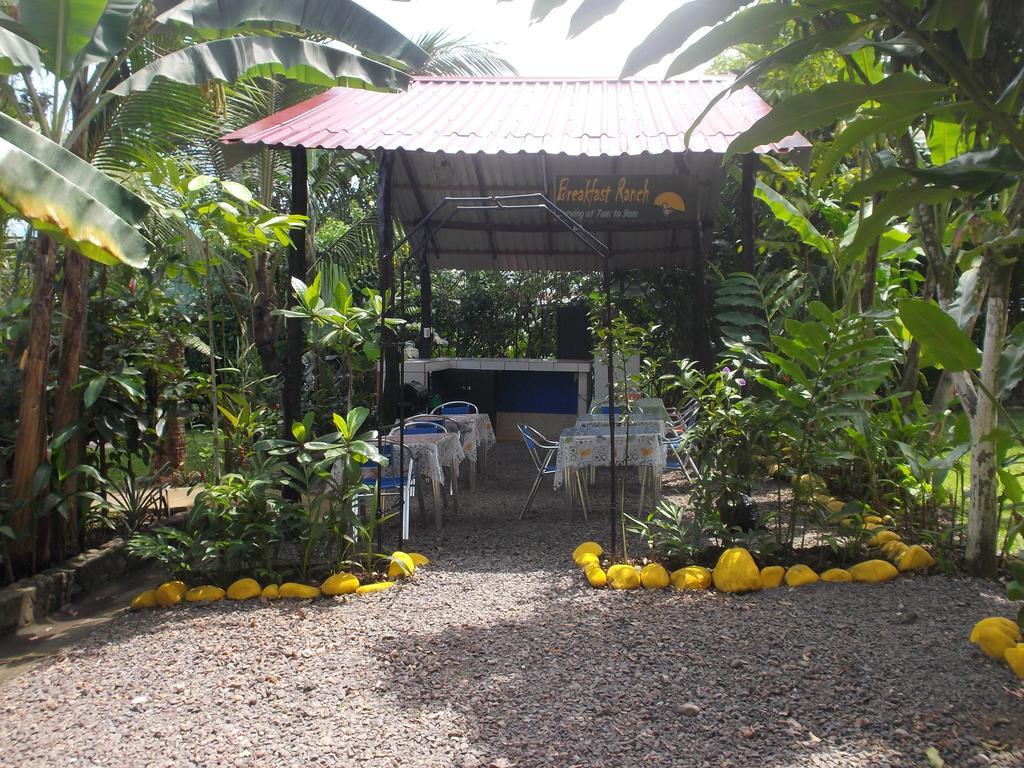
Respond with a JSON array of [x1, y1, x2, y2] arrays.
[[553, 174, 695, 222]]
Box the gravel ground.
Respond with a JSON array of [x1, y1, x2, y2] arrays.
[[1, 443, 1023, 768]]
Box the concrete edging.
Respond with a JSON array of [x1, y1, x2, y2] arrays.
[[0, 511, 186, 639]]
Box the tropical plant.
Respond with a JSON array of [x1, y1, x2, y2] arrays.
[[627, 498, 726, 566], [1, 0, 425, 576], [546, 0, 1024, 578]]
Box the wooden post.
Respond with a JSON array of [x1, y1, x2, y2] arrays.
[[378, 150, 400, 427], [282, 146, 308, 440], [740, 154, 756, 273], [415, 225, 433, 360]]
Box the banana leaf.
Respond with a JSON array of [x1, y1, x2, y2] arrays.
[[0, 135, 149, 268], [154, 0, 428, 69], [111, 36, 409, 98]]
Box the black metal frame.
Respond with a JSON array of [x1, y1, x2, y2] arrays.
[[375, 193, 623, 556]]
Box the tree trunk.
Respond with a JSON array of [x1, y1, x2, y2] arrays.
[[50, 249, 89, 562], [252, 250, 281, 375], [10, 236, 57, 572], [151, 341, 187, 479], [966, 264, 1011, 576]]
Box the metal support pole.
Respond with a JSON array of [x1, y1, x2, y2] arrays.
[[604, 259, 617, 559], [415, 225, 433, 359], [375, 150, 395, 552]]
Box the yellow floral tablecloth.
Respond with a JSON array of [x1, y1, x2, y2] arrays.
[[553, 424, 666, 490]]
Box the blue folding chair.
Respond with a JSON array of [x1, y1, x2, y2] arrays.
[[432, 400, 478, 415], [357, 443, 415, 541]]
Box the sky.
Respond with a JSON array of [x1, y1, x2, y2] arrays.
[[358, 0, 694, 78]]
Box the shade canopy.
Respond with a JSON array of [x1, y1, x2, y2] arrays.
[[222, 77, 810, 272]]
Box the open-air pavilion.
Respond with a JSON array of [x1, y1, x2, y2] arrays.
[[221, 75, 810, 546]]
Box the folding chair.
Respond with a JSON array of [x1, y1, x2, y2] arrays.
[[517, 424, 589, 519], [356, 443, 415, 541], [432, 400, 478, 415]]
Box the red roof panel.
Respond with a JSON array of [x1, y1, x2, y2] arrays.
[[221, 76, 809, 156]]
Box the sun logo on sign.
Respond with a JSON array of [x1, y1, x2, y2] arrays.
[[654, 191, 685, 217]]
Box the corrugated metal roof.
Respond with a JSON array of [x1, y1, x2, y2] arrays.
[[222, 76, 809, 156], [222, 77, 810, 272]]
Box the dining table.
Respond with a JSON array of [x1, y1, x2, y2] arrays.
[[553, 421, 667, 514], [436, 412, 496, 488], [388, 430, 465, 531]]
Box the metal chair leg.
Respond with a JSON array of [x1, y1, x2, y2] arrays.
[[520, 470, 545, 519]]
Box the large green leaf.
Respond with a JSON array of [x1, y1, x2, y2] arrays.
[[568, 0, 627, 38], [18, 0, 108, 78], [0, 25, 42, 74], [927, 119, 964, 166], [111, 36, 409, 98], [154, 0, 428, 69], [665, 1, 875, 79], [995, 321, 1024, 399], [684, 20, 881, 148], [921, 0, 989, 60], [619, 0, 747, 79], [80, 0, 144, 67], [0, 135, 149, 268], [812, 103, 929, 189], [898, 299, 981, 373], [903, 145, 1024, 193], [0, 112, 148, 225], [750, 175, 833, 255], [725, 73, 948, 160], [843, 185, 957, 257]]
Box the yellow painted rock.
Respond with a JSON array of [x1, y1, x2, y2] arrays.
[[573, 541, 603, 562], [970, 623, 1019, 659], [321, 572, 360, 596], [868, 530, 901, 547], [607, 564, 641, 590], [821, 568, 853, 583], [863, 515, 883, 525], [969, 617, 1021, 652], [712, 548, 762, 593], [827, 499, 845, 515], [792, 473, 825, 496], [409, 552, 430, 567], [576, 552, 600, 569], [1005, 644, 1024, 679], [387, 552, 416, 579], [226, 578, 261, 600], [356, 581, 395, 595], [849, 559, 899, 584], [584, 564, 607, 588], [155, 580, 187, 608], [881, 514, 895, 525], [279, 582, 320, 599], [897, 545, 936, 572], [759, 565, 785, 589], [881, 540, 909, 560], [261, 584, 280, 600], [130, 589, 158, 610], [640, 563, 670, 589], [813, 492, 832, 506], [785, 564, 819, 587], [671, 566, 712, 590], [185, 585, 225, 602]]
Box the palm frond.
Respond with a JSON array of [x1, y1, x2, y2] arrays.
[[414, 29, 517, 77]]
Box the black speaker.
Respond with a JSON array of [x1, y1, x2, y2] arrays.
[[556, 304, 592, 360]]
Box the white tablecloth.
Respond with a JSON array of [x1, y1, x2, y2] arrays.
[[553, 424, 666, 489], [392, 432, 465, 486]]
